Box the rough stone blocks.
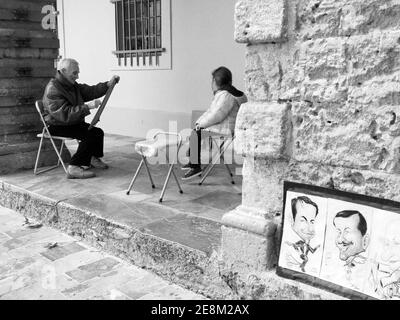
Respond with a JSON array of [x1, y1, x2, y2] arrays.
[[235, 101, 291, 160], [241, 158, 288, 215], [221, 225, 276, 272], [235, 0, 288, 43]]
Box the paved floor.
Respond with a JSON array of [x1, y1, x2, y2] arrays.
[[0, 205, 206, 300], [0, 134, 242, 255]]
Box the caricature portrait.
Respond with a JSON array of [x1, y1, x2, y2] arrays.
[[334, 211, 369, 267], [369, 216, 400, 300], [332, 210, 371, 290], [279, 193, 326, 275]]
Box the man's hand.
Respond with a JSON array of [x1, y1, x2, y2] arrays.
[[87, 99, 102, 109], [194, 123, 201, 131], [108, 75, 120, 87]]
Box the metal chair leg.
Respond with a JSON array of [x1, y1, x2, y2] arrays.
[[224, 164, 235, 184], [47, 135, 68, 174], [142, 155, 155, 188], [171, 165, 183, 194], [34, 133, 44, 175], [57, 140, 65, 166], [34, 132, 69, 175], [126, 159, 144, 195], [199, 137, 235, 185], [159, 163, 174, 202]]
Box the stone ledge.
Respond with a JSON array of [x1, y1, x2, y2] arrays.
[[0, 179, 346, 299], [0, 180, 227, 298], [221, 205, 276, 237]]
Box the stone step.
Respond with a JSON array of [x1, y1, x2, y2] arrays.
[[0, 58, 55, 68], [0, 47, 58, 59], [0, 77, 50, 89], [0, 66, 56, 78], [0, 0, 56, 12], [0, 119, 42, 136], [0, 8, 44, 23], [0, 83, 48, 107], [0, 109, 38, 122], [0, 123, 42, 136], [0, 131, 40, 145], [0, 141, 37, 156], [0, 36, 59, 49], [0, 104, 36, 115], [0, 148, 65, 174], [0, 95, 44, 107], [0, 111, 41, 134], [0, 28, 57, 39], [0, 20, 48, 31], [0, 87, 45, 97]]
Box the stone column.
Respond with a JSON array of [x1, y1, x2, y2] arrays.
[[0, 0, 68, 174], [221, 0, 291, 273]]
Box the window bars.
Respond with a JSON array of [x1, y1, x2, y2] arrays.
[[112, 0, 165, 67]]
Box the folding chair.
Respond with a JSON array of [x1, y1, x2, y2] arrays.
[[126, 131, 183, 202], [33, 100, 74, 175], [198, 131, 235, 186]]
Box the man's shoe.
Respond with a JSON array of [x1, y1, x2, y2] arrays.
[[182, 167, 202, 180], [91, 157, 109, 169], [67, 165, 96, 179], [181, 163, 192, 171]]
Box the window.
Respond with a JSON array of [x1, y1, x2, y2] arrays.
[[111, 0, 171, 69]]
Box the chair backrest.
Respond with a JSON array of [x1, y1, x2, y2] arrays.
[[35, 100, 48, 128]]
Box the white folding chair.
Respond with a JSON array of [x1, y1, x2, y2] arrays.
[[126, 131, 183, 202], [34, 100, 74, 175], [198, 131, 235, 186]]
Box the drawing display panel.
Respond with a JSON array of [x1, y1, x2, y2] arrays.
[[277, 182, 400, 300]]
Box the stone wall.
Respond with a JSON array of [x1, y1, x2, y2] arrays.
[[0, 0, 67, 174], [220, 0, 400, 298]]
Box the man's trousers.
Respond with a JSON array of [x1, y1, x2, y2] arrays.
[[48, 122, 104, 167]]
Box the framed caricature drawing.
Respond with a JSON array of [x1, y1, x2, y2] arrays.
[[277, 181, 400, 300]]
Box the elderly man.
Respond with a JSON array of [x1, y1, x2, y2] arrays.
[[42, 58, 119, 179]]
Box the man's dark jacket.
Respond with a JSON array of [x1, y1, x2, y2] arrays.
[[42, 71, 109, 126]]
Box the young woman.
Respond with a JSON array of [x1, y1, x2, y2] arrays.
[[182, 66, 247, 180]]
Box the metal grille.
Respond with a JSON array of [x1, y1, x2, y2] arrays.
[[112, 0, 164, 67]]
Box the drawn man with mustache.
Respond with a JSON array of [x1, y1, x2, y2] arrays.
[[333, 210, 370, 291]]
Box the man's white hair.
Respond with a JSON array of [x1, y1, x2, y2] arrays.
[[57, 58, 79, 71]]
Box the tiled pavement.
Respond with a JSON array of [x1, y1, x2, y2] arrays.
[[0, 205, 206, 300]]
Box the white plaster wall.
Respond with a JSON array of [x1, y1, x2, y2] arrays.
[[57, 0, 246, 138]]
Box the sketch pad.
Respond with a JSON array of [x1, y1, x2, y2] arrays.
[[88, 80, 118, 130]]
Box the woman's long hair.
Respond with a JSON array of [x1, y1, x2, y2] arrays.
[[212, 66, 244, 97]]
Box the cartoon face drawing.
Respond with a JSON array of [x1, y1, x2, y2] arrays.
[[377, 220, 400, 299], [333, 211, 369, 262], [291, 196, 319, 243]]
